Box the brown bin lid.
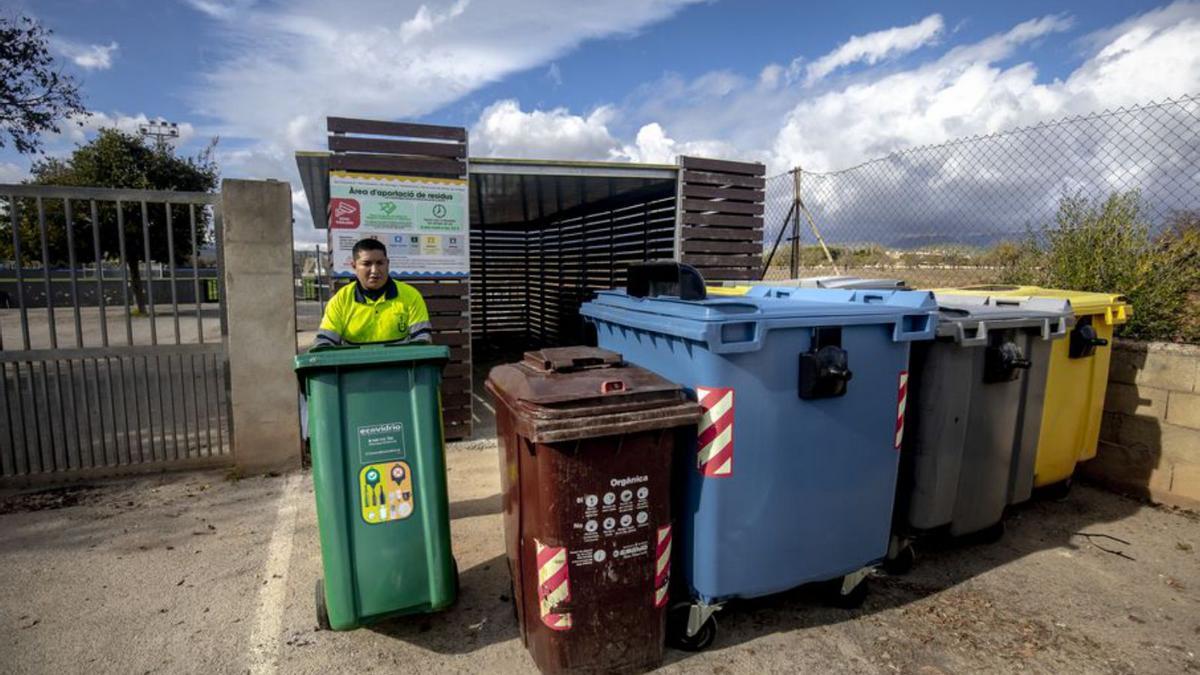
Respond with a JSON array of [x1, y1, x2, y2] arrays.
[[485, 346, 702, 443]]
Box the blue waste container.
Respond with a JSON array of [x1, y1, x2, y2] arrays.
[[579, 263, 938, 650]]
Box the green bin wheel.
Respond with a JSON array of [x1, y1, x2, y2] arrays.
[[315, 578, 331, 631]]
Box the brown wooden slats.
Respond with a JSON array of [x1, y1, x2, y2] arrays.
[[682, 225, 761, 241], [681, 198, 764, 216], [681, 212, 761, 228], [328, 136, 466, 158], [677, 156, 764, 283], [685, 267, 758, 281], [329, 154, 464, 176], [431, 332, 470, 346], [680, 156, 764, 175], [682, 240, 761, 254], [682, 184, 762, 201], [681, 170, 765, 190], [681, 254, 761, 267], [327, 117, 466, 141]]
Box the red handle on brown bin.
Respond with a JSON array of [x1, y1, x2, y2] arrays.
[[600, 380, 626, 394]]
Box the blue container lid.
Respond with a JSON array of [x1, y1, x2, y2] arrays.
[[581, 288, 938, 354]]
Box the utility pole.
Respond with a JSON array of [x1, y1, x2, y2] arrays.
[[138, 119, 180, 151]]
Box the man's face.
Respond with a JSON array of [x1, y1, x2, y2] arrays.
[[354, 248, 389, 290]]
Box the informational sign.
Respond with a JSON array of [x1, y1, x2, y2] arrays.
[[328, 170, 468, 278]]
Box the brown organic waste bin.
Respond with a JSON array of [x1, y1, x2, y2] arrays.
[[487, 347, 702, 674]]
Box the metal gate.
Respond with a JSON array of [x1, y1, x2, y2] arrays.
[[1, 185, 231, 482]]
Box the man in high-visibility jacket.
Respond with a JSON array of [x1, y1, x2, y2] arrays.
[[313, 238, 433, 348]]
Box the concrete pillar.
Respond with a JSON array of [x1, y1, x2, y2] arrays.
[[221, 179, 301, 473]]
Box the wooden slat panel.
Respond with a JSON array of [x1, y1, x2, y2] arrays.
[[432, 316, 469, 330], [328, 135, 466, 158], [407, 281, 469, 298], [327, 117, 466, 141], [432, 332, 470, 347], [330, 154, 464, 176], [682, 184, 763, 202], [682, 225, 762, 241], [681, 212, 761, 228], [441, 377, 471, 394], [682, 171, 765, 189], [680, 156, 765, 176], [425, 297, 469, 313], [682, 199, 764, 216], [443, 363, 470, 378], [682, 240, 761, 254], [689, 267, 760, 281], [443, 407, 472, 425], [681, 254, 761, 267], [442, 392, 471, 408]]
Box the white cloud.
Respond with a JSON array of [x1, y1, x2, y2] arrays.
[[51, 38, 119, 71], [185, 0, 256, 19], [471, 100, 619, 160], [804, 14, 944, 85], [400, 0, 470, 42], [0, 162, 28, 184], [60, 113, 197, 147], [546, 62, 563, 86], [186, 0, 703, 236], [615, 122, 739, 165]]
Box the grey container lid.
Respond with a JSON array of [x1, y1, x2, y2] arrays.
[[932, 294, 1074, 346], [761, 275, 909, 290]]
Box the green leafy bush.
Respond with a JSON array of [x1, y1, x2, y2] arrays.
[[998, 192, 1200, 342]]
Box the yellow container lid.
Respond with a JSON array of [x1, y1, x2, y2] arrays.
[[936, 285, 1132, 325], [705, 285, 750, 296]]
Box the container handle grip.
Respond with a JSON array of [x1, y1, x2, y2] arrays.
[[599, 380, 627, 394]]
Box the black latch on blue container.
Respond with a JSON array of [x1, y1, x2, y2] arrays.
[[799, 327, 853, 399], [627, 260, 707, 301]]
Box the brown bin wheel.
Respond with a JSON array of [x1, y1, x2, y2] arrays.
[[315, 578, 331, 631], [667, 604, 717, 652]]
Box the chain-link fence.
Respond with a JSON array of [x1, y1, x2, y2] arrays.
[[762, 94, 1200, 288]]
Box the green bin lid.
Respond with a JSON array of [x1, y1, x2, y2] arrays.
[[294, 344, 449, 374]]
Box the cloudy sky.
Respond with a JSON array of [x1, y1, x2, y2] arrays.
[[2, 0, 1199, 245]]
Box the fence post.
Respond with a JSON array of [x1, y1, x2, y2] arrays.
[[791, 168, 802, 279], [220, 179, 301, 474]]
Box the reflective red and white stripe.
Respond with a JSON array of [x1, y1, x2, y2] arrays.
[[895, 370, 909, 450], [654, 525, 672, 608], [696, 386, 734, 477], [535, 540, 572, 631]]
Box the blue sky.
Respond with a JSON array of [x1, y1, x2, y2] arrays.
[[2, 0, 1198, 242]]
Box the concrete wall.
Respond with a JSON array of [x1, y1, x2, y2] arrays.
[[1084, 339, 1200, 508], [221, 179, 301, 474]]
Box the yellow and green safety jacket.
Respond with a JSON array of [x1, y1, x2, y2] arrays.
[[313, 279, 432, 348]]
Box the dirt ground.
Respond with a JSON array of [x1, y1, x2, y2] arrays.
[[1, 444, 1198, 674]]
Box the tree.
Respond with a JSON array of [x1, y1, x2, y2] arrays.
[[1, 129, 219, 314], [0, 16, 86, 155]]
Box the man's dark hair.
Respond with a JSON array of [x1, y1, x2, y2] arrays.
[[352, 238, 387, 259]]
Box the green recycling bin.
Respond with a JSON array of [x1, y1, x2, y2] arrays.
[[294, 344, 457, 630]]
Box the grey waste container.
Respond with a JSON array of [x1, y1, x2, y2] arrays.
[[889, 293, 1073, 569]]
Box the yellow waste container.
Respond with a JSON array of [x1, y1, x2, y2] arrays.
[[935, 285, 1132, 492]]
